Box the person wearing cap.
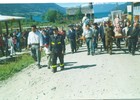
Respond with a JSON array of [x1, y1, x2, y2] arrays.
[[49, 26, 65, 73], [104, 21, 114, 55], [67, 24, 77, 53], [27, 25, 43, 68]]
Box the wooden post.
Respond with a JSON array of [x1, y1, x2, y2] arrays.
[[5, 21, 9, 57], [0, 22, 2, 33]]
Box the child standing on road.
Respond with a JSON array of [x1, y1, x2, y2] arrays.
[[42, 30, 51, 69]]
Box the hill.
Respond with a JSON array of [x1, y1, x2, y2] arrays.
[[0, 3, 66, 16], [94, 2, 131, 13]]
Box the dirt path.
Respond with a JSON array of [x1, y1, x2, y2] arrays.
[[0, 44, 140, 100]]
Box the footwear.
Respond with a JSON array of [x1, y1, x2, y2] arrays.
[[33, 56, 37, 61], [52, 67, 57, 73], [91, 52, 94, 56], [109, 51, 112, 55], [48, 66, 50, 69], [87, 52, 90, 55], [132, 52, 135, 56], [60, 66, 64, 70], [37, 64, 41, 69]]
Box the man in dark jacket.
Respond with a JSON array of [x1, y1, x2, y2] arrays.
[[49, 26, 65, 73], [67, 24, 77, 53], [127, 22, 139, 55]]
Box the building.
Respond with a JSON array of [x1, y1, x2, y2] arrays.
[[0, 15, 25, 34], [66, 3, 94, 20], [133, 2, 140, 22]]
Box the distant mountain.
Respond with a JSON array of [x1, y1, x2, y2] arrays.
[[0, 3, 130, 20], [93, 2, 131, 13], [0, 3, 66, 16]]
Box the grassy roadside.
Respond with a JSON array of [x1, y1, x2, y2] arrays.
[[0, 53, 34, 81]]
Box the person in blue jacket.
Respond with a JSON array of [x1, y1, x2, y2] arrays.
[[67, 24, 77, 54]]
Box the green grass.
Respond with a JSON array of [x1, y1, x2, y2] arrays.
[[0, 53, 34, 81]]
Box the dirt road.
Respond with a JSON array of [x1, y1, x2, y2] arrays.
[[0, 44, 140, 100]]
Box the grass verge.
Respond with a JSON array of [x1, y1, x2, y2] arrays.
[[0, 53, 34, 81]]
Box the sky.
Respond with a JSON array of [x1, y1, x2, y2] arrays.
[[57, 2, 125, 8], [0, 0, 134, 3]]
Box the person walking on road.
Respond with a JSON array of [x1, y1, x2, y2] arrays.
[[83, 24, 94, 55], [92, 23, 99, 55], [49, 26, 65, 73], [27, 25, 43, 68], [42, 30, 51, 69], [67, 24, 77, 53], [99, 22, 106, 50], [58, 27, 66, 54], [104, 22, 114, 55], [127, 22, 140, 55]]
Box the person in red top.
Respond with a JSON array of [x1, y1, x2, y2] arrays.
[[0, 34, 5, 56], [58, 27, 66, 54]]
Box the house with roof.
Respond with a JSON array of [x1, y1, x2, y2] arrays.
[[66, 3, 94, 20], [133, 2, 140, 22], [0, 15, 25, 34]]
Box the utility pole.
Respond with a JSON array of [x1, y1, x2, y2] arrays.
[[131, 2, 134, 27], [5, 21, 9, 57], [116, 2, 119, 10]]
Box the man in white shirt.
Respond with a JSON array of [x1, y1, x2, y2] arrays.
[[27, 25, 43, 69], [83, 24, 94, 55]]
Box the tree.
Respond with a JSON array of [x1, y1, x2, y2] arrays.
[[75, 6, 82, 20], [42, 9, 64, 22]]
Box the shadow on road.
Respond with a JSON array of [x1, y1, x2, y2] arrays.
[[64, 62, 77, 66], [76, 49, 87, 53], [65, 49, 87, 55], [62, 64, 96, 71]]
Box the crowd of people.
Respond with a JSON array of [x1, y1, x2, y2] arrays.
[[0, 14, 140, 73], [81, 14, 140, 56]]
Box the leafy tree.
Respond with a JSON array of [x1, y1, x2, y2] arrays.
[[43, 9, 64, 22], [75, 7, 82, 20]]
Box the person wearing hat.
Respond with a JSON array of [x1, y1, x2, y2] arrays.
[[49, 26, 65, 73], [67, 24, 77, 53], [27, 25, 43, 68], [104, 22, 114, 55]]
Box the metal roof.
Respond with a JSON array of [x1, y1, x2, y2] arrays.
[[0, 15, 25, 21], [94, 17, 109, 23], [66, 6, 94, 15]]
